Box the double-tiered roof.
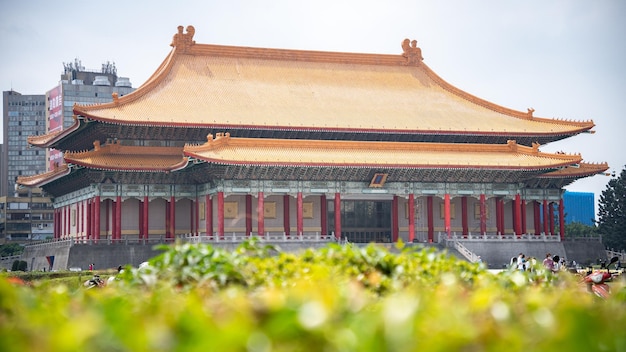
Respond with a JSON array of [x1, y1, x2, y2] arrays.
[[20, 25, 607, 194]]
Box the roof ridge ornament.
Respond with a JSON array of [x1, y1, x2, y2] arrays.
[[401, 39, 423, 65], [170, 25, 196, 53]]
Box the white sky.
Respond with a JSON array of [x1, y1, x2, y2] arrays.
[[1, 0, 625, 214]]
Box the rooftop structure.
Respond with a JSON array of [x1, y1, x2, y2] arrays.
[[18, 26, 608, 245]]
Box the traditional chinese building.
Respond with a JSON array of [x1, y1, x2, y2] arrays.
[[18, 26, 608, 245]]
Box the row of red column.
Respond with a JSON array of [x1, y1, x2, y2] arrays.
[[51, 193, 565, 242]]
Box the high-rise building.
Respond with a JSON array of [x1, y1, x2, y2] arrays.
[[2, 90, 47, 196], [46, 59, 134, 169], [1, 60, 134, 242], [1, 91, 49, 241]]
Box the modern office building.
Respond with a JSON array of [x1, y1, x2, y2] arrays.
[[46, 59, 134, 170], [563, 191, 595, 226], [1, 61, 134, 242], [2, 90, 47, 196]]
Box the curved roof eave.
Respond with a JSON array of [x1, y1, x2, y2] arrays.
[[183, 134, 584, 170], [27, 118, 83, 148], [71, 26, 595, 137], [16, 164, 72, 188]]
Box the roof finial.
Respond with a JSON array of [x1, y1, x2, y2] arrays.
[[171, 25, 196, 53], [401, 39, 423, 65]]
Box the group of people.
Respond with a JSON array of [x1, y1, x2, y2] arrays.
[[542, 253, 569, 272], [510, 253, 536, 271], [510, 252, 567, 272]]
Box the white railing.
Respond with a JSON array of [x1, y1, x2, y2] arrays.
[[451, 240, 480, 263], [181, 232, 336, 244], [446, 232, 561, 242]]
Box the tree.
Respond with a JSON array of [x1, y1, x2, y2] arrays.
[[564, 221, 598, 238], [0, 243, 24, 257], [597, 165, 626, 251]]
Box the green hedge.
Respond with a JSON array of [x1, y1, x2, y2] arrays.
[[1, 240, 625, 351]]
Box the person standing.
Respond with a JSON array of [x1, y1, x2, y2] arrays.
[[543, 253, 555, 272]]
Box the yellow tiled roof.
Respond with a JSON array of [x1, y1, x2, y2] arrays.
[[74, 26, 593, 135], [63, 141, 187, 171], [539, 162, 609, 178], [184, 133, 582, 169], [17, 164, 70, 187]]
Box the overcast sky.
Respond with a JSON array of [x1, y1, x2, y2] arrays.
[[1, 0, 625, 214]]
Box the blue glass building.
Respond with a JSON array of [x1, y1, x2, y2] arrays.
[[563, 191, 595, 226]]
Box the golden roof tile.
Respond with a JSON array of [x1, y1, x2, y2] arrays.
[[17, 164, 71, 187], [63, 141, 188, 171], [539, 162, 609, 178], [184, 133, 582, 170], [74, 26, 593, 136]]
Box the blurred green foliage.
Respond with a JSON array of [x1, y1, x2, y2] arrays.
[[1, 239, 625, 351]]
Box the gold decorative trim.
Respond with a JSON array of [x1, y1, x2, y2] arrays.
[[224, 201, 238, 219], [474, 203, 489, 220], [439, 203, 456, 219], [369, 173, 388, 188], [303, 202, 314, 219], [264, 202, 277, 219]]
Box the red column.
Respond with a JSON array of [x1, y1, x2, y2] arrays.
[[80, 201, 84, 238], [500, 199, 506, 235], [194, 197, 199, 236], [258, 192, 265, 236], [165, 200, 170, 239], [64, 205, 70, 237], [408, 194, 415, 242], [543, 200, 549, 235], [514, 194, 522, 236], [86, 200, 91, 240], [461, 196, 468, 237], [169, 196, 176, 240], [143, 196, 149, 240], [56, 208, 60, 239], [297, 192, 304, 236], [427, 196, 434, 242], [111, 200, 116, 240], [392, 195, 399, 242], [548, 202, 554, 236], [57, 208, 61, 239], [495, 198, 502, 235], [94, 196, 100, 241], [334, 193, 341, 240], [521, 198, 527, 235], [245, 194, 252, 236], [205, 194, 213, 236], [217, 192, 224, 237], [283, 195, 290, 236], [533, 201, 541, 235], [191, 198, 196, 236], [320, 195, 327, 237], [444, 194, 451, 238], [139, 200, 143, 239], [116, 196, 122, 240], [480, 194, 487, 235], [105, 200, 110, 238], [559, 198, 565, 240]]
